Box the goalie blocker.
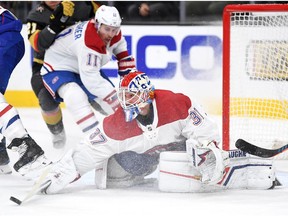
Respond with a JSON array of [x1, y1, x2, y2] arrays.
[[159, 149, 275, 192]]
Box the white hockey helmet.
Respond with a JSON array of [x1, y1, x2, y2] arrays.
[[117, 71, 155, 122], [95, 5, 122, 29]]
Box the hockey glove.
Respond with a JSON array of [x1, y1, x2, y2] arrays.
[[49, 1, 75, 34], [41, 150, 80, 194], [118, 56, 136, 77], [186, 140, 229, 185]]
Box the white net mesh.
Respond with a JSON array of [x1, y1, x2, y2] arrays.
[[228, 9, 288, 158]]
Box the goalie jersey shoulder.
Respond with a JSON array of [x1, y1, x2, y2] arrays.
[[155, 89, 192, 126], [103, 89, 192, 141]]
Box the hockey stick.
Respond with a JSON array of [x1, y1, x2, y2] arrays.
[[235, 139, 288, 158], [10, 167, 52, 205]]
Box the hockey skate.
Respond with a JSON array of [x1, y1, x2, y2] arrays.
[[0, 138, 12, 174], [48, 121, 66, 149], [7, 136, 52, 178], [52, 129, 66, 149]]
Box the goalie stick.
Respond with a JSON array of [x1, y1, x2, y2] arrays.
[[10, 167, 51, 205], [235, 139, 288, 158]]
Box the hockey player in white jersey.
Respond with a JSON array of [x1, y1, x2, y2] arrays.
[[38, 71, 276, 194], [40, 5, 135, 140]]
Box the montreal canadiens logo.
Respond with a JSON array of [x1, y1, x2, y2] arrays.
[[52, 76, 59, 84]]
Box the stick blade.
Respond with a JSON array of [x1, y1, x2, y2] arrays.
[[10, 196, 22, 205], [235, 139, 257, 152], [9, 167, 52, 206], [235, 139, 276, 158]]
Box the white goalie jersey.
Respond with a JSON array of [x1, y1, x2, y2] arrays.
[[43, 89, 276, 194], [73, 89, 221, 176], [42, 89, 222, 194]]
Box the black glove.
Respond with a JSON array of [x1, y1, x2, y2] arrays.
[[49, 1, 75, 34]]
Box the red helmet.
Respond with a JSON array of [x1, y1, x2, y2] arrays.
[[117, 72, 154, 121]]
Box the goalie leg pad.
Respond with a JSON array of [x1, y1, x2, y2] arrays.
[[218, 149, 275, 190], [158, 150, 275, 192], [158, 151, 221, 192], [94, 158, 108, 189]]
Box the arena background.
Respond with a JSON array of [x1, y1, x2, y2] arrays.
[[6, 24, 223, 115]]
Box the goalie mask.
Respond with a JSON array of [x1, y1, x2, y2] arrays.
[[118, 72, 155, 122], [95, 5, 121, 29]]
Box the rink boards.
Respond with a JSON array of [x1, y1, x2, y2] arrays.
[[6, 25, 223, 115]]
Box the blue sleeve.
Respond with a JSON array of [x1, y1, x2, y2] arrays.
[[0, 11, 22, 34]]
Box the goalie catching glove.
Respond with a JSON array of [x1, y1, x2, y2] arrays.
[[48, 1, 75, 34], [186, 140, 229, 184]]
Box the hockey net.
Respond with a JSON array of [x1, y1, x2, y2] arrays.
[[222, 4, 288, 158]]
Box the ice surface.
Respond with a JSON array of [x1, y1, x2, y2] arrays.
[[1, 108, 288, 216]]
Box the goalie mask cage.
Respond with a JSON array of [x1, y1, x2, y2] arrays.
[[223, 4, 288, 151]]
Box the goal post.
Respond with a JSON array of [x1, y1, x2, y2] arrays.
[[222, 4, 288, 151]]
